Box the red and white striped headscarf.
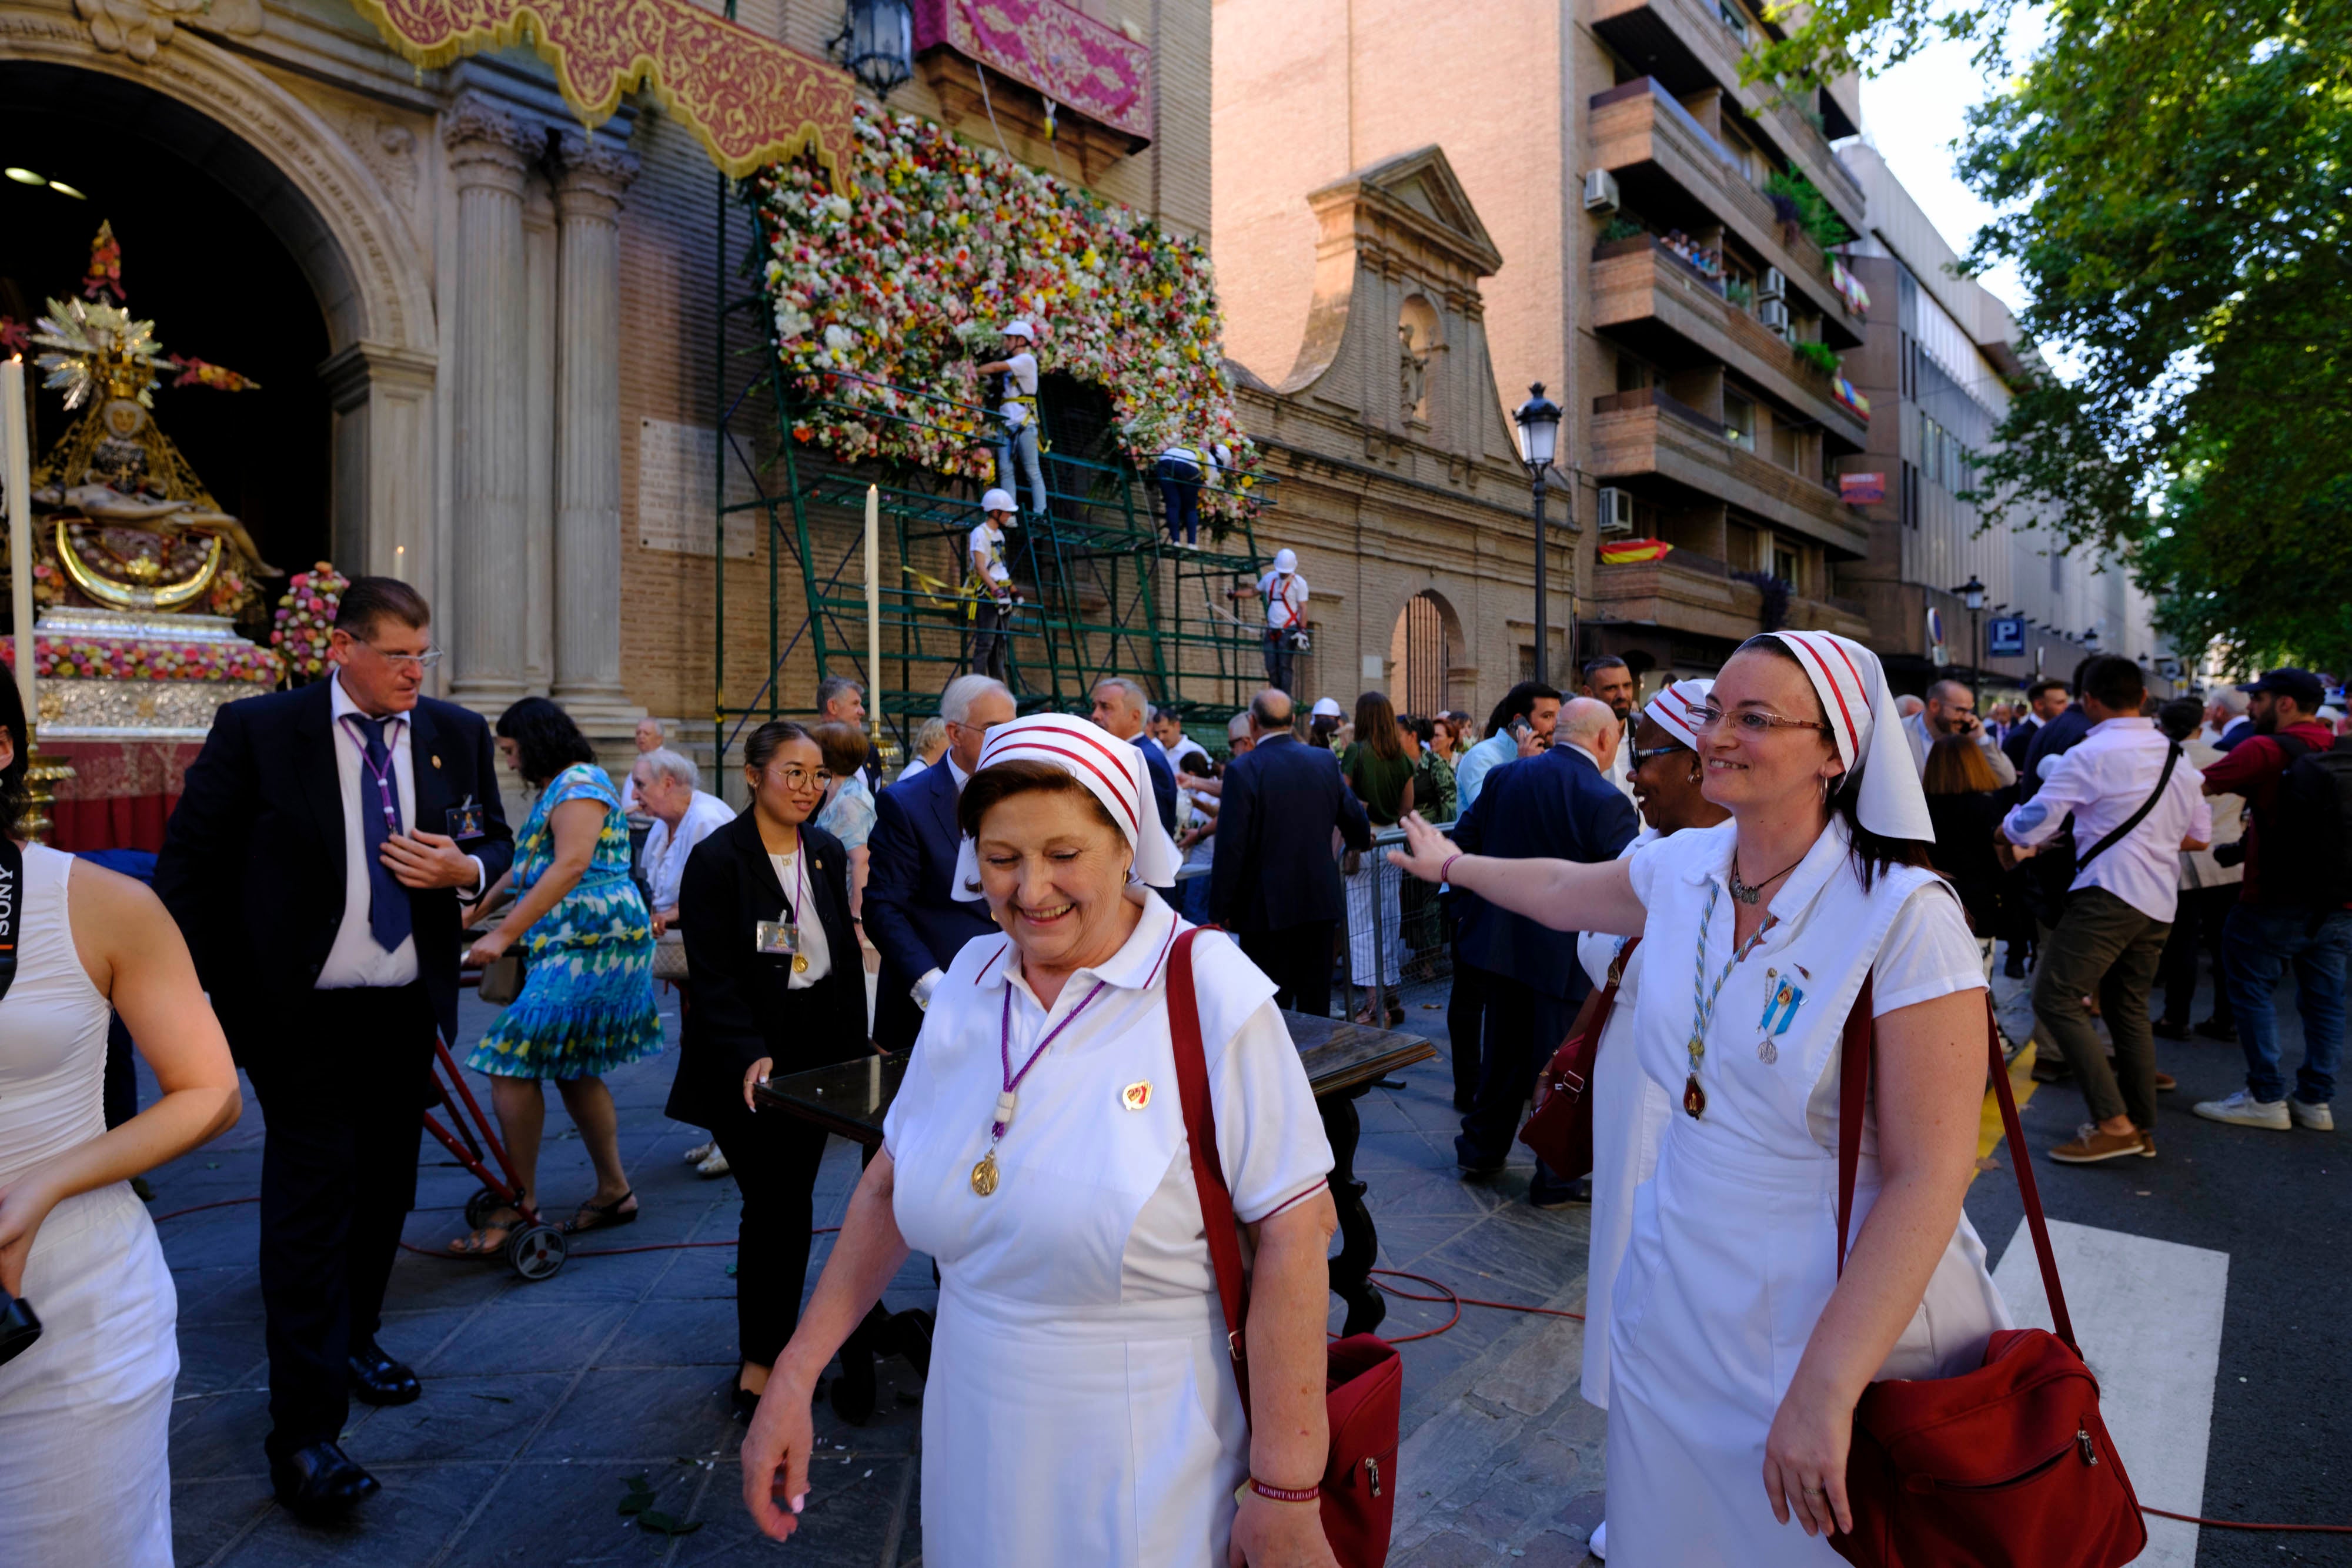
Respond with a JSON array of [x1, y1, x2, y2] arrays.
[[1763, 631, 1936, 841], [1642, 678, 1715, 750], [950, 713, 1185, 894]]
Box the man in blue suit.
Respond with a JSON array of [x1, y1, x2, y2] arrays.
[[864, 674, 1017, 1051], [1451, 697, 1640, 1206], [1210, 688, 1373, 1015]]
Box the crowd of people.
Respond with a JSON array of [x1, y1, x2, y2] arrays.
[[3, 569, 2345, 1564]]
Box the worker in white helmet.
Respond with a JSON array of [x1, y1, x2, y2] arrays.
[[1230, 547, 1310, 696], [967, 489, 1020, 683], [975, 320, 1046, 515]]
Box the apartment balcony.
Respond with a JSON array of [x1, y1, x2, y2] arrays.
[[1589, 79, 1864, 348], [1591, 549, 1870, 643], [1591, 239, 1867, 453], [1589, 0, 1867, 232], [1591, 389, 1869, 554]]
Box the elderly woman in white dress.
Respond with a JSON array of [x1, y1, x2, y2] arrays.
[[0, 677, 244, 1564], [740, 713, 1342, 1567], [1395, 632, 2009, 1561]]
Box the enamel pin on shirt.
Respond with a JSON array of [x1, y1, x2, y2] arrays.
[[1121, 1081, 1152, 1111]]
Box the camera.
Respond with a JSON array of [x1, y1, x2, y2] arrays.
[[0, 1289, 41, 1369]]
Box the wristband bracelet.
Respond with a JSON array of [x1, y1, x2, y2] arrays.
[[1438, 851, 1465, 883], [1248, 1478, 1321, 1505]]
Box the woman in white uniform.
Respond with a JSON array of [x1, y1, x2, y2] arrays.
[[1571, 677, 1725, 1561], [739, 714, 1343, 1567], [1396, 631, 2007, 1561], [0, 677, 244, 1564]]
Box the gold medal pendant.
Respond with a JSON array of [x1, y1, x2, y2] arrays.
[[970, 1149, 1000, 1196], [1682, 1073, 1707, 1119], [793, 954, 809, 974]]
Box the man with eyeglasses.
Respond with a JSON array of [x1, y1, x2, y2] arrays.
[[155, 577, 514, 1520], [1903, 678, 2018, 786]]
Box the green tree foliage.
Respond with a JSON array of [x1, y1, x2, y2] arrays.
[[1750, 1, 2352, 673]]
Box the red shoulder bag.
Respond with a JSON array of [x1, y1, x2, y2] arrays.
[[1516, 937, 1640, 1176], [1829, 978, 2147, 1567], [1167, 927, 1402, 1568]]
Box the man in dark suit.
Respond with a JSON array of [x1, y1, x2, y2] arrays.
[[1208, 688, 1372, 1015], [1451, 697, 1639, 1207], [1091, 676, 1180, 836], [153, 579, 513, 1517], [865, 673, 1017, 1051], [2004, 677, 2069, 773]]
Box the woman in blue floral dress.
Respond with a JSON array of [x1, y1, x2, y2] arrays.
[[451, 698, 662, 1253]]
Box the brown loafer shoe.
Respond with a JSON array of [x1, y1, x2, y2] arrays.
[[2047, 1125, 2156, 1164], [2154, 1071, 2177, 1092]]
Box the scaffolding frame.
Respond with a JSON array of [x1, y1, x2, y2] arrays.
[[706, 176, 1277, 769]]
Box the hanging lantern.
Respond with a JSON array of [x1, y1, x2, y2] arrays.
[[838, 0, 914, 99]]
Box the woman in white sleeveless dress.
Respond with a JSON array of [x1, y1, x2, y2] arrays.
[[1397, 632, 2009, 1563], [0, 688, 243, 1566]]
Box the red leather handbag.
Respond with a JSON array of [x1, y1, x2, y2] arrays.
[[1516, 938, 1639, 1176], [1168, 928, 1402, 1568], [1830, 981, 2148, 1568]]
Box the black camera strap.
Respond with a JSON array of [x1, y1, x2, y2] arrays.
[[0, 833, 22, 1006]]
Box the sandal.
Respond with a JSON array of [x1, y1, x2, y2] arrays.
[[563, 1190, 639, 1235], [449, 1206, 522, 1256]]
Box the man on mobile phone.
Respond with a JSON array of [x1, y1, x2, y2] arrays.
[[1904, 678, 2017, 785]]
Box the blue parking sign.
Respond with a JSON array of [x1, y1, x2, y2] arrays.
[[1987, 616, 2026, 656]]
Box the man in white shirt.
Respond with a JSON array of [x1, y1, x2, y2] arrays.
[[1234, 547, 1309, 695], [632, 748, 735, 931], [1581, 654, 1639, 803], [966, 489, 1018, 683], [975, 320, 1045, 514], [2000, 656, 2211, 1165], [617, 714, 665, 813], [1150, 704, 1210, 779], [1905, 678, 2019, 785]]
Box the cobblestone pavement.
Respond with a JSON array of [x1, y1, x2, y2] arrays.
[[156, 976, 1608, 1566]]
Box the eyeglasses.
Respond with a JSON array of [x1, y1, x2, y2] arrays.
[[764, 765, 834, 791], [1695, 706, 1831, 737], [1629, 744, 1689, 764], [362, 641, 443, 670]]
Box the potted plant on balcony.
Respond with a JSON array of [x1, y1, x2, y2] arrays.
[[1793, 339, 1840, 377]]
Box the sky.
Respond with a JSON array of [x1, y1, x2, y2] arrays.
[[1854, 9, 2047, 310]]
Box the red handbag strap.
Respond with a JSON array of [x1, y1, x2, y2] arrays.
[[1835, 982, 2079, 1354], [1558, 937, 1640, 1089], [1168, 925, 1254, 1413]]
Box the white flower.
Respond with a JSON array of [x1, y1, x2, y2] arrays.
[[823, 324, 856, 355]]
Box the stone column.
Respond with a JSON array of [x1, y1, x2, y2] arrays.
[[548, 133, 642, 723], [440, 93, 539, 707]]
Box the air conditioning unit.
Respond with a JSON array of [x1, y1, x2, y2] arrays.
[[1596, 486, 1636, 535], [1759, 298, 1791, 336], [1582, 169, 1621, 214], [1759, 266, 1786, 300]]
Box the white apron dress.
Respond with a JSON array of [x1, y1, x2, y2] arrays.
[[1605, 821, 2010, 1566], [884, 892, 1333, 1567], [1574, 830, 1672, 1412], [0, 844, 178, 1567]]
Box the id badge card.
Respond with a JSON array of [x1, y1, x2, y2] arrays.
[[446, 795, 486, 842], [754, 919, 800, 956]]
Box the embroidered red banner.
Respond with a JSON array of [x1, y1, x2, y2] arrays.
[[349, 0, 858, 182], [911, 0, 1152, 143]]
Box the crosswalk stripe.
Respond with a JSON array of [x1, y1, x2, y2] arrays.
[[1990, 1218, 2230, 1568]]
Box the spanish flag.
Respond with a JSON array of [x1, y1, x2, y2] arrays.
[[1598, 538, 1675, 565]]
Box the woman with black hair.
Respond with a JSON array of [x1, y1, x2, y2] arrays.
[[450, 697, 660, 1252], [0, 676, 243, 1562], [667, 721, 870, 1419]]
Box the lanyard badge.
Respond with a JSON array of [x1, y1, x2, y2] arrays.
[[446, 794, 486, 841]]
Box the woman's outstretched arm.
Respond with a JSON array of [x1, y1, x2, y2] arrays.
[[1387, 813, 1645, 939]]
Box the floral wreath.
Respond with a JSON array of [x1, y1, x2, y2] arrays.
[[271, 563, 350, 684]]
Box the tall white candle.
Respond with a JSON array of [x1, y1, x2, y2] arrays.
[[864, 483, 880, 738], [3, 356, 32, 721]]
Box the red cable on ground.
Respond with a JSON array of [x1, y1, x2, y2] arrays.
[[142, 1201, 2347, 1533]]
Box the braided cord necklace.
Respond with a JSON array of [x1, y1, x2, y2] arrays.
[[1682, 882, 1776, 1119]]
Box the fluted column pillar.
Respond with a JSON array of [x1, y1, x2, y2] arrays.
[[549, 133, 642, 720], [442, 93, 539, 707]]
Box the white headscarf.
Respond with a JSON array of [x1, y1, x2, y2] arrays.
[[1762, 631, 1936, 842], [950, 713, 1185, 897], [1642, 677, 1715, 751]]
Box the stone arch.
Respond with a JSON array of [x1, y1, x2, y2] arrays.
[[1385, 586, 1465, 718], [0, 14, 439, 577]]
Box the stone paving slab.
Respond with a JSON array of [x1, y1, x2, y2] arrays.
[[152, 975, 1600, 1565]]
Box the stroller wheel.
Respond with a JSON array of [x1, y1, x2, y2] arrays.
[[505, 1222, 568, 1282], [465, 1187, 505, 1229]]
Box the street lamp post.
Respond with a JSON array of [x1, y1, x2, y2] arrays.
[[1952, 573, 1986, 706], [1514, 383, 1563, 687]]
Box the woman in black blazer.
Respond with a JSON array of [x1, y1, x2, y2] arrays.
[[667, 721, 869, 1419]]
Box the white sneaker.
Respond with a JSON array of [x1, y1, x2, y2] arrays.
[[2193, 1090, 2291, 1130], [683, 1140, 716, 1165], [1589, 1520, 1607, 1559], [2289, 1099, 2334, 1131], [696, 1148, 734, 1178]]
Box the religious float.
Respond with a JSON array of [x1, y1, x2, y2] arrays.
[[2, 225, 295, 849]]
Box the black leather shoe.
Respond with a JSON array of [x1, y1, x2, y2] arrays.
[[2194, 1016, 2236, 1042], [2153, 1017, 2193, 1042], [270, 1441, 380, 1519], [348, 1338, 422, 1407]]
